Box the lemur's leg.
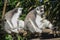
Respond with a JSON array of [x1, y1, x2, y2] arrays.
[[29, 18, 42, 33], [6, 20, 19, 33], [6, 20, 13, 29], [17, 20, 24, 32], [5, 20, 12, 33]]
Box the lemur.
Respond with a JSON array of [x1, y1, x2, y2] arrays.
[[24, 5, 53, 33], [24, 5, 44, 33], [4, 8, 24, 33]]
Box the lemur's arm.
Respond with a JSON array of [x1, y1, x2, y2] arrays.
[[41, 15, 46, 22]]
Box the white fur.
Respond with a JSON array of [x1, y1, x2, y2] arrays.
[[18, 20, 24, 29], [35, 15, 44, 29], [11, 8, 23, 28]]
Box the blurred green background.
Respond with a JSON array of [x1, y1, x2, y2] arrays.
[[0, 0, 60, 40]]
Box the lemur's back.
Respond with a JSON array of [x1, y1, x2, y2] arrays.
[[24, 9, 38, 32], [5, 8, 17, 21], [25, 9, 36, 22]]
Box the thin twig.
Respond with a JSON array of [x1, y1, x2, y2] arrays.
[[15, 2, 20, 8], [2, 0, 7, 19], [2, 0, 7, 27]]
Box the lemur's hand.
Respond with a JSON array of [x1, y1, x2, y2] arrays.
[[40, 16, 46, 22]]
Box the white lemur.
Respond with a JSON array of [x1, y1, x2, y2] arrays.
[[24, 5, 53, 33], [4, 8, 24, 33]]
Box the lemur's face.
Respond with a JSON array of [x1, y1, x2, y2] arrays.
[[36, 5, 44, 16], [18, 8, 23, 14]]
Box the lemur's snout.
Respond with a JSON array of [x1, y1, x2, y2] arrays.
[[17, 8, 23, 15], [40, 6, 44, 15]]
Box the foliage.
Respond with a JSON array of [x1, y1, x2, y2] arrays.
[[5, 34, 13, 40], [45, 0, 60, 29]]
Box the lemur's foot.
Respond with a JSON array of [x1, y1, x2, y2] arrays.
[[23, 31, 27, 36], [19, 29, 27, 36]]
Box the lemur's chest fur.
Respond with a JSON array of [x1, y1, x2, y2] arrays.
[[11, 12, 21, 27], [35, 15, 44, 29]]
